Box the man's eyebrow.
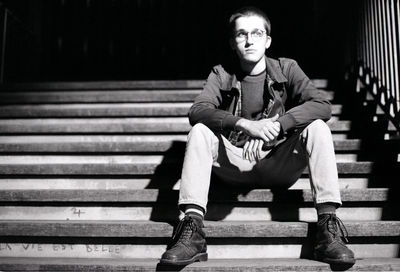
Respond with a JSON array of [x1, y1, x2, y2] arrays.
[[235, 28, 263, 32]]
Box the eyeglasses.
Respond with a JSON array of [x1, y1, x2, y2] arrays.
[[234, 29, 266, 43]]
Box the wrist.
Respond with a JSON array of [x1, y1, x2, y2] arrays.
[[235, 118, 248, 131]]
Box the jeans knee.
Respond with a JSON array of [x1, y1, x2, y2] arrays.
[[188, 123, 215, 143], [305, 119, 331, 136], [190, 123, 212, 136]]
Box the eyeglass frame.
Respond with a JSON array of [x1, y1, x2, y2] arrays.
[[234, 29, 267, 43]]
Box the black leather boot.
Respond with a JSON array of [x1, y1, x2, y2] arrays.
[[314, 213, 355, 265], [160, 215, 208, 266]]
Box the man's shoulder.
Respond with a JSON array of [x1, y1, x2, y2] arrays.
[[211, 63, 235, 76], [210, 64, 236, 88], [269, 57, 298, 68]]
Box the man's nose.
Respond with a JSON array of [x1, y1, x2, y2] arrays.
[[246, 33, 254, 44]]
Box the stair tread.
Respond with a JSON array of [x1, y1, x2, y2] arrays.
[[0, 90, 201, 103], [0, 90, 334, 104], [0, 103, 343, 117], [0, 220, 399, 237], [0, 177, 373, 190], [0, 136, 362, 152], [0, 257, 399, 271], [0, 118, 355, 133], [0, 188, 391, 202], [0, 156, 374, 174], [0, 79, 328, 90], [0, 80, 206, 90]]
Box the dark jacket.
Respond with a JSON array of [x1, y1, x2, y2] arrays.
[[188, 56, 332, 137]]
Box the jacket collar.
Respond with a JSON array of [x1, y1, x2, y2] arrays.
[[225, 56, 287, 91], [265, 57, 287, 84]]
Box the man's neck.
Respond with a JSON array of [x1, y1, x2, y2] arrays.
[[239, 55, 266, 76]]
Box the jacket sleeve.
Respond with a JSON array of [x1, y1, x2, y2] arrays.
[[188, 66, 241, 132], [277, 59, 332, 133]]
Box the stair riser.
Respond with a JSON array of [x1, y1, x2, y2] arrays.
[[0, 90, 333, 104], [0, 164, 373, 175], [0, 243, 397, 259], [0, 157, 374, 175], [0, 206, 387, 221], [1, 221, 397, 237], [0, 178, 371, 190]]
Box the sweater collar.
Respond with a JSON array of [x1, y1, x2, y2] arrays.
[[227, 56, 287, 91]]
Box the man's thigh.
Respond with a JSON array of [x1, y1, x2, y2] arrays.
[[254, 131, 308, 187], [212, 132, 307, 188]]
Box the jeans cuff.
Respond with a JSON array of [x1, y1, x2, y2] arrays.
[[315, 198, 342, 207], [178, 199, 207, 214]]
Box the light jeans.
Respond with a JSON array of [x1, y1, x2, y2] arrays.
[[178, 119, 342, 213]]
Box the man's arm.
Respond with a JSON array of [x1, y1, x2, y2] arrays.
[[276, 59, 332, 134], [188, 66, 241, 132], [235, 115, 281, 161]]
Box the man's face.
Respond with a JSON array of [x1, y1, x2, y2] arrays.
[[230, 15, 271, 65]]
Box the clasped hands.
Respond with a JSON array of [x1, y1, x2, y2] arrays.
[[235, 114, 281, 162]]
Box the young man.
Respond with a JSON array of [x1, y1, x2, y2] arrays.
[[160, 6, 355, 266]]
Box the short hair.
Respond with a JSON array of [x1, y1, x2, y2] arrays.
[[228, 6, 271, 36]]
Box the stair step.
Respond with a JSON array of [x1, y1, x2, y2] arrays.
[[0, 79, 328, 90], [0, 243, 398, 259], [0, 103, 344, 117], [0, 257, 399, 271], [0, 103, 193, 117], [0, 188, 389, 203], [0, 118, 352, 134], [0, 136, 362, 153], [0, 90, 335, 104], [0, 189, 392, 221], [1, 220, 398, 238], [0, 177, 371, 190], [0, 206, 388, 222], [0, 221, 398, 258], [0, 155, 374, 175], [0, 90, 201, 104]]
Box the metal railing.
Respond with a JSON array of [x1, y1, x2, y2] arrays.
[[357, 0, 400, 131]]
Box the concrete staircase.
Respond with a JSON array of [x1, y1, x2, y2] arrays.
[[0, 80, 399, 271]]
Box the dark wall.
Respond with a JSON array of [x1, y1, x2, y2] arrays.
[[2, 0, 358, 81]]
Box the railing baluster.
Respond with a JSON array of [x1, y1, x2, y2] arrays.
[[356, 0, 400, 131], [386, 0, 395, 118]]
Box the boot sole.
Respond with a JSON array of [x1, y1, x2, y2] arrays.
[[160, 252, 208, 266], [315, 255, 356, 265]]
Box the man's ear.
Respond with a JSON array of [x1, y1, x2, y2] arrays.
[[265, 36, 272, 49]]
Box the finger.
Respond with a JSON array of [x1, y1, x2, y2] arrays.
[[272, 122, 281, 133], [268, 127, 279, 137], [258, 133, 270, 143], [246, 140, 253, 161], [253, 139, 259, 160], [243, 141, 250, 160], [262, 128, 275, 141], [256, 139, 263, 160], [248, 139, 255, 161]]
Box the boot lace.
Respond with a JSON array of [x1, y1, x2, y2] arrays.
[[172, 215, 197, 245], [325, 214, 349, 243]]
